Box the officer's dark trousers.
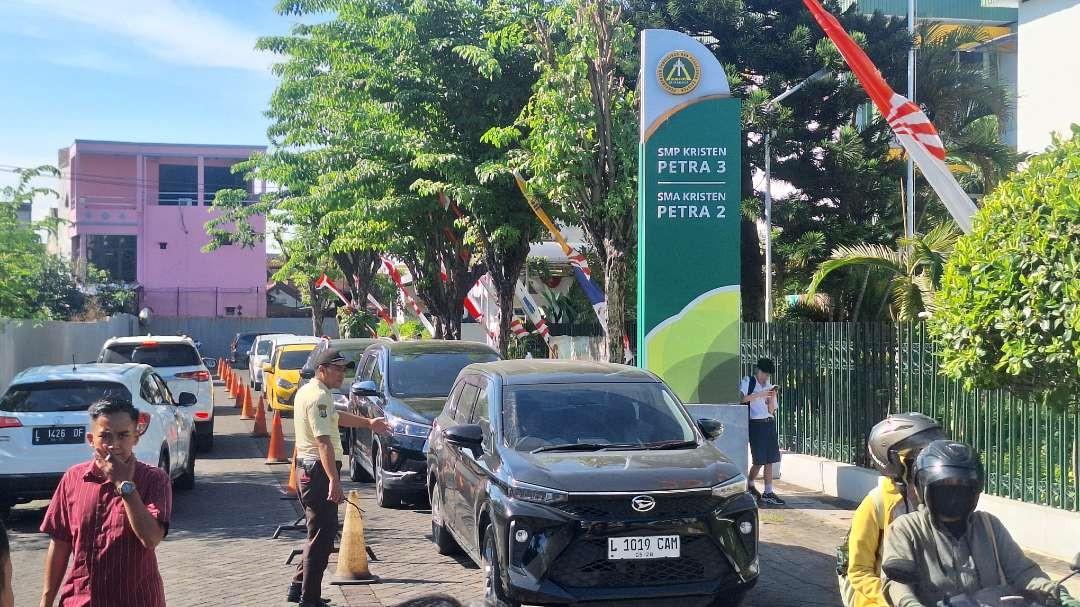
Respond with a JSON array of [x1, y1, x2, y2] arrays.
[[292, 459, 341, 602]]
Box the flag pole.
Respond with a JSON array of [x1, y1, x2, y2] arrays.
[[905, 0, 917, 238]]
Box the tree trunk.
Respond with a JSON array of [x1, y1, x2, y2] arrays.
[[604, 245, 627, 364], [307, 282, 326, 336]]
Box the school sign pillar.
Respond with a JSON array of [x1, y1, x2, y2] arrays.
[[638, 30, 742, 404]]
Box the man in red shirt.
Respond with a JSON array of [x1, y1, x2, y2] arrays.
[[39, 398, 172, 607]]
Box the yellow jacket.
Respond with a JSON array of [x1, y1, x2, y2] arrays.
[[848, 477, 911, 607]]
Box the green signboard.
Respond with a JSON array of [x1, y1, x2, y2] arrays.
[[638, 30, 741, 404]]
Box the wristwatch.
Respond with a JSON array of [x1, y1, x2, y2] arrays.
[[118, 480, 137, 498]]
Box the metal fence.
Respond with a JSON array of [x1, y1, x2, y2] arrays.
[[744, 321, 1079, 512]]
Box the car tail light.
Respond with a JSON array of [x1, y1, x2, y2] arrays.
[[141, 341, 159, 348], [0, 416, 22, 429], [176, 370, 211, 382], [194, 412, 210, 421], [136, 412, 151, 435]]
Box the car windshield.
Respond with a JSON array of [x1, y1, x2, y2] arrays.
[[103, 343, 201, 367], [501, 382, 696, 452], [278, 349, 313, 370], [237, 334, 257, 351], [0, 381, 133, 413], [388, 351, 499, 398]]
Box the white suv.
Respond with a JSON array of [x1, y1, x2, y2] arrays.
[[99, 336, 216, 451], [0, 363, 196, 518], [248, 333, 292, 391]]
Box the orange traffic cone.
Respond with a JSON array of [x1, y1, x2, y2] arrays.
[[284, 446, 298, 496], [332, 489, 379, 585], [233, 375, 244, 407], [240, 386, 255, 420], [266, 410, 288, 464], [251, 393, 268, 437]]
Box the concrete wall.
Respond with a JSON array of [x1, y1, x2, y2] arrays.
[[779, 452, 1080, 561], [0, 315, 138, 392], [146, 317, 339, 360], [1018, 0, 1080, 153]]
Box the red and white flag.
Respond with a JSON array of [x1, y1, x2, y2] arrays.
[[380, 256, 436, 336], [802, 0, 978, 233], [509, 318, 530, 339], [313, 273, 351, 307], [366, 293, 399, 338], [439, 259, 448, 282]]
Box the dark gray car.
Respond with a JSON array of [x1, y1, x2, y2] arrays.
[[425, 359, 758, 607], [347, 340, 500, 507]]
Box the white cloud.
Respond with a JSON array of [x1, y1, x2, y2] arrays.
[[48, 49, 128, 73], [11, 0, 273, 73]]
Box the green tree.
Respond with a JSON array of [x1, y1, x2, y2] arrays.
[[806, 223, 958, 320], [931, 128, 1080, 409], [485, 0, 638, 361]]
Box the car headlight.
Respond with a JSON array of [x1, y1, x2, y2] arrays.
[[277, 377, 295, 390], [508, 481, 569, 505], [385, 413, 430, 438], [712, 474, 749, 499]]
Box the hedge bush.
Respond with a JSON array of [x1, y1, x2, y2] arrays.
[[931, 126, 1080, 409]]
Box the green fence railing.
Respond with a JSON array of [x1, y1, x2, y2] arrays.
[[743, 321, 1080, 511]]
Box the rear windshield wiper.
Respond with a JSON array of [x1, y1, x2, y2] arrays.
[[643, 439, 699, 450], [531, 442, 642, 454]]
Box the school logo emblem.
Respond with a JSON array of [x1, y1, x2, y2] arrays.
[[657, 50, 701, 95]]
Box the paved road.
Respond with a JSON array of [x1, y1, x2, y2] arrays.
[[7, 376, 1075, 606]]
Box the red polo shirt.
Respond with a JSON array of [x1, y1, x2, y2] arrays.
[[40, 460, 172, 607]]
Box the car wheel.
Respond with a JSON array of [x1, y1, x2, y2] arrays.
[[174, 437, 196, 491], [482, 524, 519, 607], [349, 445, 372, 482], [374, 451, 400, 508], [430, 480, 459, 555]]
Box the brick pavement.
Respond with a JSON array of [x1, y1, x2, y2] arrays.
[[7, 375, 1075, 607]]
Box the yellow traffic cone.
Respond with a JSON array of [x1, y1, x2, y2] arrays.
[[332, 489, 379, 585]]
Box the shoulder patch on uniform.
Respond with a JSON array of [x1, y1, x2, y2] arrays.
[[317, 404, 328, 418]]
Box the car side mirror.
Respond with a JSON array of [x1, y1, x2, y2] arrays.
[[350, 380, 379, 398], [443, 424, 483, 450], [1071, 552, 1080, 572], [697, 418, 725, 439], [177, 392, 198, 406], [300, 367, 315, 380], [203, 357, 218, 371], [882, 559, 920, 585], [262, 362, 273, 372]]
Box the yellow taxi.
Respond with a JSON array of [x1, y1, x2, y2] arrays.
[[263, 342, 317, 412]]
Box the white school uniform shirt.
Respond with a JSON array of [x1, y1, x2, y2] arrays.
[[739, 376, 776, 420]]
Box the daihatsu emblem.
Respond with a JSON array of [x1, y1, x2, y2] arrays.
[[631, 495, 656, 512]]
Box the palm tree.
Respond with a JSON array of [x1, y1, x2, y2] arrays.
[[806, 223, 959, 320]]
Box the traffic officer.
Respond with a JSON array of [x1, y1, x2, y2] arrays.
[[287, 349, 388, 606]]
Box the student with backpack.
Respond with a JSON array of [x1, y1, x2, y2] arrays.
[[739, 358, 784, 505], [837, 413, 946, 607]]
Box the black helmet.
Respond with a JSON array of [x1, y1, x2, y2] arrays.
[[914, 440, 984, 523], [867, 413, 946, 481]]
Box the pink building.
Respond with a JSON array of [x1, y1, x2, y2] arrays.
[[53, 140, 267, 317]]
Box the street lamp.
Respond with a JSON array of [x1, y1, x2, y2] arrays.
[[762, 68, 831, 322]]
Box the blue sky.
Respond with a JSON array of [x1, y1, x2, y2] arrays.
[[0, 0, 304, 218]]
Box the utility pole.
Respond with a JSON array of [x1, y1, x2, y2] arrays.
[[905, 0, 917, 238]]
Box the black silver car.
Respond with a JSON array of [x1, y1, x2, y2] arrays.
[[347, 340, 500, 507], [425, 360, 758, 607]]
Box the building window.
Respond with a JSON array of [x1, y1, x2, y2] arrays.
[[87, 235, 137, 282], [204, 165, 249, 205], [158, 164, 198, 206]]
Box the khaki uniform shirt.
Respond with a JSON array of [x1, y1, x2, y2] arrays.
[[882, 506, 1055, 607], [293, 378, 343, 463]]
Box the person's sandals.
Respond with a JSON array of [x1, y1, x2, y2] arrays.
[[760, 492, 786, 506]]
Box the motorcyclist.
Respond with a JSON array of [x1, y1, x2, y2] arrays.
[[841, 413, 947, 607], [881, 440, 1079, 607]]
